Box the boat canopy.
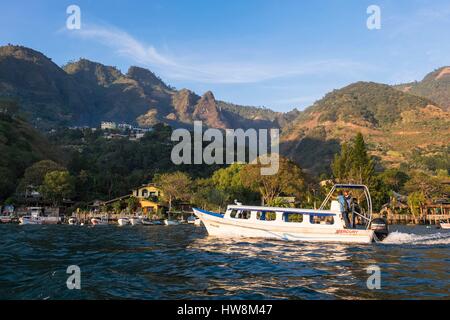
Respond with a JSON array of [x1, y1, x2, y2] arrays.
[[319, 184, 373, 229]]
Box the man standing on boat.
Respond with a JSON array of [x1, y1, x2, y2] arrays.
[[338, 191, 351, 228], [344, 191, 355, 228]]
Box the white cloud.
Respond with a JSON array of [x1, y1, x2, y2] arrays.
[[66, 24, 371, 84]]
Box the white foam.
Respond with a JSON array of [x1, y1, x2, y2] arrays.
[[382, 231, 450, 245]]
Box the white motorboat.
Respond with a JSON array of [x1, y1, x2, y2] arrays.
[[19, 207, 61, 225], [0, 215, 14, 224], [187, 216, 196, 224], [187, 215, 202, 226], [68, 217, 77, 225], [91, 216, 108, 226], [439, 222, 450, 230], [118, 217, 130, 226], [164, 219, 180, 226], [19, 215, 43, 225], [193, 184, 389, 244], [141, 218, 154, 225], [130, 217, 142, 226]]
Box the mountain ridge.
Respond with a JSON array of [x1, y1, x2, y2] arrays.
[[1, 45, 449, 175], [0, 45, 281, 130]]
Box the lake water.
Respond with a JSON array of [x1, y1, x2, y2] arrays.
[[0, 224, 449, 300]]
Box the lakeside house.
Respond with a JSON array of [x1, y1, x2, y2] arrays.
[[101, 183, 166, 215]]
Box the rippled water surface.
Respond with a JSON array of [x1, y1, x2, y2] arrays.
[[0, 224, 449, 299]]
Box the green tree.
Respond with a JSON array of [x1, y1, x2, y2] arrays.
[[332, 133, 375, 185], [18, 160, 64, 192], [191, 178, 227, 211], [127, 196, 140, 213], [154, 171, 192, 211], [379, 168, 410, 192], [113, 200, 125, 214], [39, 170, 75, 206], [240, 156, 306, 205], [407, 191, 426, 221], [404, 171, 449, 201], [211, 163, 256, 203]]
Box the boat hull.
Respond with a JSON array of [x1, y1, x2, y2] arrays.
[[118, 218, 130, 226], [164, 219, 180, 226], [91, 218, 108, 226], [440, 223, 450, 230], [19, 217, 43, 225], [193, 208, 374, 244], [130, 218, 142, 226]]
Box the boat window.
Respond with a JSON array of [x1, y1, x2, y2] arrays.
[[256, 211, 277, 221], [310, 215, 334, 225], [284, 213, 303, 223], [230, 210, 251, 219]]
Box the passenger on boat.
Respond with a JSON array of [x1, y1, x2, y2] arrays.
[[337, 191, 351, 228], [344, 191, 354, 228]]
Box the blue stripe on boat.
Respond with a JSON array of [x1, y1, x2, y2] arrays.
[[194, 208, 224, 218]]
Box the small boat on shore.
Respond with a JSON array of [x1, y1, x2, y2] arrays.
[[19, 207, 61, 225], [19, 215, 43, 225], [187, 215, 202, 226], [141, 218, 161, 225], [439, 222, 450, 230], [130, 217, 142, 226], [91, 216, 108, 226], [164, 219, 180, 226], [68, 217, 78, 225], [187, 216, 196, 224], [0, 214, 14, 224], [118, 217, 130, 226], [193, 184, 389, 244]]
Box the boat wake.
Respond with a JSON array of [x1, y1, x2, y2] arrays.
[[382, 231, 450, 245]]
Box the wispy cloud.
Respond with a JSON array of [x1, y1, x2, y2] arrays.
[[65, 23, 371, 84], [387, 3, 450, 39]]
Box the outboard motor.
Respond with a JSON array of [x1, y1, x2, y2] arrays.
[[370, 218, 389, 241]]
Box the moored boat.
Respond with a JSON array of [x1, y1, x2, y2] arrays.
[[193, 184, 389, 244], [118, 217, 130, 226], [19, 207, 61, 225], [0, 215, 14, 224], [130, 217, 142, 226], [19, 215, 43, 225], [164, 219, 180, 226], [91, 216, 108, 226], [187, 216, 196, 224], [439, 222, 450, 229], [68, 217, 78, 225]]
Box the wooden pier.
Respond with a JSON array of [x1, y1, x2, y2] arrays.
[[374, 203, 450, 225]]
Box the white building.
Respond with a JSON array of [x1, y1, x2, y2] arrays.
[[101, 121, 117, 130]]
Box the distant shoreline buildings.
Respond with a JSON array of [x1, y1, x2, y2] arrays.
[[66, 121, 153, 141]]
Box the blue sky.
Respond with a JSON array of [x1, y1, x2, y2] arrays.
[[1, 0, 450, 112]]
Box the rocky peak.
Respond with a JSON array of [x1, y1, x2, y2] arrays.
[[64, 59, 123, 86], [192, 91, 227, 128], [126, 66, 168, 89]]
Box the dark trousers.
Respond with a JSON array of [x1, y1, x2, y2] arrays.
[[343, 212, 351, 228]]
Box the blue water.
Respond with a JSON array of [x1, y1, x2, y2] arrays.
[[0, 224, 449, 300]]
